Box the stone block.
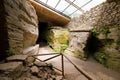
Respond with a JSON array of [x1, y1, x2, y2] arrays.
[[0, 62, 23, 78], [23, 44, 39, 55], [34, 61, 47, 67], [6, 55, 28, 61], [30, 66, 39, 74]]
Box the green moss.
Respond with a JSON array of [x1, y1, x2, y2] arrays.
[[115, 39, 120, 45], [101, 28, 111, 39], [46, 28, 69, 53], [6, 49, 15, 56], [94, 52, 108, 65], [106, 57, 120, 72], [91, 28, 100, 36], [71, 49, 87, 60]]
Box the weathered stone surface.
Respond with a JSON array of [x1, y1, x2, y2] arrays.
[[66, 32, 90, 60], [34, 61, 47, 67], [105, 48, 120, 72], [25, 56, 35, 65], [23, 44, 39, 55], [0, 77, 12, 80], [65, 0, 120, 72], [30, 66, 39, 74], [56, 76, 63, 80], [108, 27, 120, 40], [6, 55, 28, 61], [64, 25, 92, 60], [66, 1, 120, 29], [46, 27, 69, 52], [0, 62, 23, 78], [0, 0, 38, 55]]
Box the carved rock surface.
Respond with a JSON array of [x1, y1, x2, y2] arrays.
[[0, 62, 23, 78], [0, 0, 38, 55]]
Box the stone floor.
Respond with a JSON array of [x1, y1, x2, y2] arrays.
[[37, 43, 120, 80]]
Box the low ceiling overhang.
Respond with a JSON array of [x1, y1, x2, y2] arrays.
[[29, 0, 71, 26]]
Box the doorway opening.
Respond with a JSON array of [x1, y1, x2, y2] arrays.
[[36, 22, 50, 47]]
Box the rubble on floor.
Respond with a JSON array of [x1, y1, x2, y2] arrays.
[[0, 54, 64, 80]]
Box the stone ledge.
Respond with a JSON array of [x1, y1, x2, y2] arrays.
[[23, 44, 39, 55], [6, 55, 28, 61]]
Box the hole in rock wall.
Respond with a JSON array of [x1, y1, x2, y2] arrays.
[[85, 35, 103, 57]]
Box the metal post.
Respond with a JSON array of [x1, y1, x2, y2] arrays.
[[61, 53, 64, 78]]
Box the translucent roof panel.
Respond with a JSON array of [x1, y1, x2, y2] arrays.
[[37, 0, 106, 18], [82, 0, 106, 11], [47, 0, 60, 8], [63, 5, 77, 15], [73, 0, 90, 7], [55, 0, 69, 11], [70, 10, 82, 18]]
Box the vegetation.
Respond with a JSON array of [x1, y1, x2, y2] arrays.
[[91, 27, 111, 39], [46, 28, 69, 53], [91, 28, 100, 36], [94, 52, 108, 65], [101, 28, 111, 39], [115, 39, 120, 45], [6, 49, 15, 56], [112, 24, 120, 30]]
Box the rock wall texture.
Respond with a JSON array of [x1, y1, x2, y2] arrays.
[[64, 26, 93, 60], [65, 0, 120, 72], [66, 1, 120, 29], [46, 27, 69, 52], [0, 0, 38, 58]]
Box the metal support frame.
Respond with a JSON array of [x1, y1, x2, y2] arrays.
[[54, 0, 61, 9], [69, 0, 93, 16], [62, 0, 76, 13], [46, 0, 48, 4], [32, 52, 93, 79], [65, 0, 84, 13], [36, 0, 92, 17]]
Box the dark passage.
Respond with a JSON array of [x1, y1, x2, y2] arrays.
[[36, 22, 49, 44]]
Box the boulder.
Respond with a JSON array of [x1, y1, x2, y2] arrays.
[[46, 27, 69, 52], [0, 62, 23, 78], [65, 29, 91, 60], [25, 56, 35, 65], [34, 61, 47, 67], [30, 66, 39, 74], [0, 0, 38, 55]]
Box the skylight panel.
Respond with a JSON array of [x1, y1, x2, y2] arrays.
[[82, 0, 106, 11], [70, 10, 82, 18], [55, 0, 69, 11], [39, 0, 47, 3], [37, 0, 106, 18], [63, 5, 77, 15], [73, 0, 90, 7], [47, 0, 60, 8]]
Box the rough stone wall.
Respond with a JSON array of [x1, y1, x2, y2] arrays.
[[46, 27, 69, 52], [0, 0, 38, 57], [65, 0, 120, 72], [66, 1, 120, 29], [65, 31, 91, 60]]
